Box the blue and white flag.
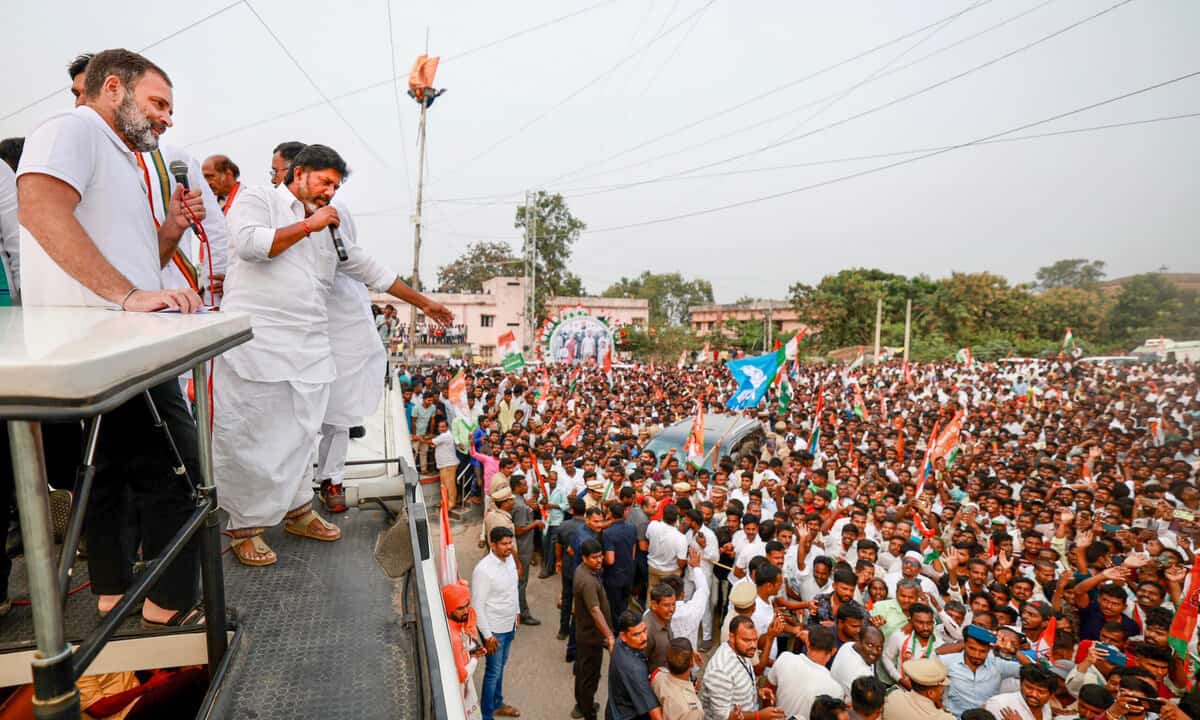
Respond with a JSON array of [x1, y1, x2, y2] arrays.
[[725, 350, 784, 410]]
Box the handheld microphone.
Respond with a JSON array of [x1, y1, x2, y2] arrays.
[[167, 160, 203, 236], [328, 222, 349, 262]]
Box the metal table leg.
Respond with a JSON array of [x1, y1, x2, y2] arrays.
[[8, 421, 80, 719], [59, 416, 101, 598], [192, 362, 229, 674]]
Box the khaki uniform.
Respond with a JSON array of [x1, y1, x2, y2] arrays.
[[882, 690, 955, 720], [484, 507, 514, 540], [651, 671, 703, 720]]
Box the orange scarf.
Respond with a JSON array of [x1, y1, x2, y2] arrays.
[[443, 583, 479, 684]]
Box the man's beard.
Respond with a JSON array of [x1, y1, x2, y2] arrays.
[[114, 94, 163, 152]]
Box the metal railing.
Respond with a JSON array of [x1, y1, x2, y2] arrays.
[[7, 365, 234, 719]]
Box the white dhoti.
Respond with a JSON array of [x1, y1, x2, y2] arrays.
[[213, 356, 330, 530]]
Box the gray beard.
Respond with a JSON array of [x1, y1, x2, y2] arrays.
[[114, 95, 158, 152]]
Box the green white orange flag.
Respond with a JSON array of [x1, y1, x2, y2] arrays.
[[683, 400, 706, 468], [955, 347, 973, 367], [498, 330, 525, 371], [778, 374, 793, 414], [931, 412, 964, 462], [1169, 558, 1200, 677]]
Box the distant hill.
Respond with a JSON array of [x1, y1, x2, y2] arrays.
[[1096, 273, 1200, 296]]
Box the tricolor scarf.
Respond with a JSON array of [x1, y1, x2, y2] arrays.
[[134, 150, 200, 294]]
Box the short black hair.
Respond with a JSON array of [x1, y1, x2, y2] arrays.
[[579, 538, 603, 557], [833, 569, 857, 586], [810, 696, 847, 720], [962, 711, 997, 720], [488, 526, 513, 543], [0, 137, 23, 171], [67, 52, 94, 80], [1079, 684, 1115, 711], [755, 563, 781, 587], [1019, 663, 1058, 691], [728, 615, 755, 636], [615, 609, 641, 635], [83, 48, 172, 99], [273, 141, 306, 163], [807, 625, 836, 652], [666, 638, 693, 674], [284, 143, 349, 185], [837, 603, 866, 622], [850, 676, 886, 715]]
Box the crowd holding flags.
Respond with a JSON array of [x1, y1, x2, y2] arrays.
[[498, 330, 525, 372], [683, 399, 707, 468], [955, 347, 973, 368]]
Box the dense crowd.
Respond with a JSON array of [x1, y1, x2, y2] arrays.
[[415, 355, 1200, 720]]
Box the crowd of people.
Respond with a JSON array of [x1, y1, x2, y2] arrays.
[[415, 355, 1200, 720]]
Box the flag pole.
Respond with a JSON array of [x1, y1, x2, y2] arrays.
[[902, 299, 912, 364], [873, 297, 883, 364]]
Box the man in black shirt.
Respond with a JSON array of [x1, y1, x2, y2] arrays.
[[606, 610, 663, 720], [558, 498, 587, 643]]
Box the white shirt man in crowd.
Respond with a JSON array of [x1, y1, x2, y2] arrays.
[[646, 504, 688, 591], [213, 143, 452, 566], [766, 624, 846, 720], [471, 526, 520, 720]]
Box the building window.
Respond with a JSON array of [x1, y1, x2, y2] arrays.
[[480, 315, 494, 327], [632, 317, 645, 327], [480, 345, 495, 360], [506, 322, 520, 327]]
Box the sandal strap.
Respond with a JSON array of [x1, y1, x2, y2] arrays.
[[237, 535, 274, 556], [289, 510, 335, 532]]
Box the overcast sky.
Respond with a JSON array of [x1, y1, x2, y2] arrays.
[[3, 0, 1198, 303]]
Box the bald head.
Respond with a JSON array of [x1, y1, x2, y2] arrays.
[[201, 154, 239, 197]]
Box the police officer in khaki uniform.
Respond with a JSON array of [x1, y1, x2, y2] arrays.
[[881, 658, 956, 720], [484, 484, 516, 540], [651, 637, 703, 720]]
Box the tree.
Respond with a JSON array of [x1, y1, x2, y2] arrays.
[[788, 268, 933, 351], [602, 271, 714, 327], [435, 241, 521, 292], [1106, 273, 1200, 346], [514, 191, 586, 316], [1034, 259, 1107, 291]]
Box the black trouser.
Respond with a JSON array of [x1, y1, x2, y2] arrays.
[[604, 579, 630, 627], [86, 381, 200, 611], [559, 571, 575, 636], [0, 419, 86, 601], [573, 640, 603, 720]]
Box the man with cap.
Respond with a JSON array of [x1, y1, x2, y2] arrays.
[[485, 483, 517, 547], [942, 625, 1025, 718], [583, 475, 606, 512], [983, 664, 1058, 720], [885, 551, 939, 598], [719, 580, 759, 644], [881, 658, 955, 720]]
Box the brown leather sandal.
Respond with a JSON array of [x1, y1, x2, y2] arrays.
[[230, 535, 277, 566], [284, 510, 341, 542]]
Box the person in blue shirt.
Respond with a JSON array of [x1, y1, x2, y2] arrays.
[[602, 500, 638, 626], [942, 624, 1027, 718]]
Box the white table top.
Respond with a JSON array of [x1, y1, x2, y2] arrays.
[[0, 307, 252, 417]]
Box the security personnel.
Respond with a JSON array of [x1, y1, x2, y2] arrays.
[[881, 658, 955, 720]]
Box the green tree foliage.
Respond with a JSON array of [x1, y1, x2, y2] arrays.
[[602, 271, 714, 327], [787, 263, 1196, 363], [435, 241, 521, 292], [514, 191, 586, 316], [1107, 274, 1200, 345], [1034, 258, 1107, 291]]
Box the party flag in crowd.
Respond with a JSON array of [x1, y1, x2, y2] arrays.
[[779, 373, 793, 414], [561, 424, 582, 448], [498, 330, 525, 371], [438, 484, 458, 586], [677, 350, 687, 369], [932, 412, 964, 462], [808, 387, 825, 456], [684, 401, 706, 468], [603, 345, 613, 387], [725, 349, 785, 410], [1169, 559, 1200, 675], [955, 347, 973, 367]]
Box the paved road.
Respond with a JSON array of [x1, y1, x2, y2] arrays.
[[457, 518, 612, 720]]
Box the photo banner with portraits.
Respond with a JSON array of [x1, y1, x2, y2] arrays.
[[536, 307, 615, 366]]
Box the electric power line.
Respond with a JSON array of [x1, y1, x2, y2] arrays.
[[581, 69, 1200, 234], [440, 0, 620, 64], [385, 0, 413, 199], [554, 112, 1200, 198], [0, 0, 245, 122], [565, 0, 1138, 199], [432, 0, 722, 182], [178, 0, 617, 148], [244, 0, 395, 170]]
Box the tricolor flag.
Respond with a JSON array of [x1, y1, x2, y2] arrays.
[[784, 329, 808, 360], [603, 344, 613, 387], [1169, 557, 1200, 681], [931, 412, 964, 463], [913, 510, 935, 539], [567, 365, 583, 394], [537, 368, 551, 399], [498, 330, 525, 371], [853, 383, 866, 419], [808, 388, 825, 456], [902, 360, 913, 385], [1059, 327, 1075, 360], [447, 369, 472, 420], [683, 400, 706, 468], [677, 350, 687, 369], [914, 420, 941, 497], [847, 353, 865, 373], [779, 373, 793, 413], [438, 484, 459, 586], [955, 347, 973, 367], [561, 423, 583, 448], [699, 342, 711, 363], [1035, 616, 1057, 659]]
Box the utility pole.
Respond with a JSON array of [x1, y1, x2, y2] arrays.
[[903, 298, 912, 364], [873, 297, 883, 363], [523, 191, 538, 352], [408, 98, 428, 362]]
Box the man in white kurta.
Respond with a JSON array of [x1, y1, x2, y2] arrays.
[[314, 205, 387, 512], [215, 144, 451, 566]]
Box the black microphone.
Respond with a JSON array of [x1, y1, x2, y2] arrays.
[[167, 160, 202, 236], [328, 220, 349, 262]]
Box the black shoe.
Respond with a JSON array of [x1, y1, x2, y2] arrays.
[[537, 571, 554, 579], [557, 631, 568, 641], [349, 425, 366, 439], [520, 615, 541, 626], [565, 653, 575, 663]]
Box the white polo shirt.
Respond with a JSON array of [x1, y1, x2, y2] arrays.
[[17, 106, 163, 307], [645, 519, 687, 573]]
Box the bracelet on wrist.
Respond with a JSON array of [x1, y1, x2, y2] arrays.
[[302, 220, 312, 236], [120, 287, 139, 310]]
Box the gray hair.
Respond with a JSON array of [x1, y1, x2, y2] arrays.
[[897, 578, 922, 593]]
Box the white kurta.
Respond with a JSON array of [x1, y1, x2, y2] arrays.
[[214, 184, 394, 529]]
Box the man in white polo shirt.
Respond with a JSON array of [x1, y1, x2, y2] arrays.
[[16, 48, 208, 626]]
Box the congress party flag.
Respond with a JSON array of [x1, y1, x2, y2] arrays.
[[1169, 557, 1200, 677], [778, 374, 793, 414], [683, 400, 706, 468], [725, 349, 785, 410], [498, 330, 525, 371], [955, 347, 973, 367]]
